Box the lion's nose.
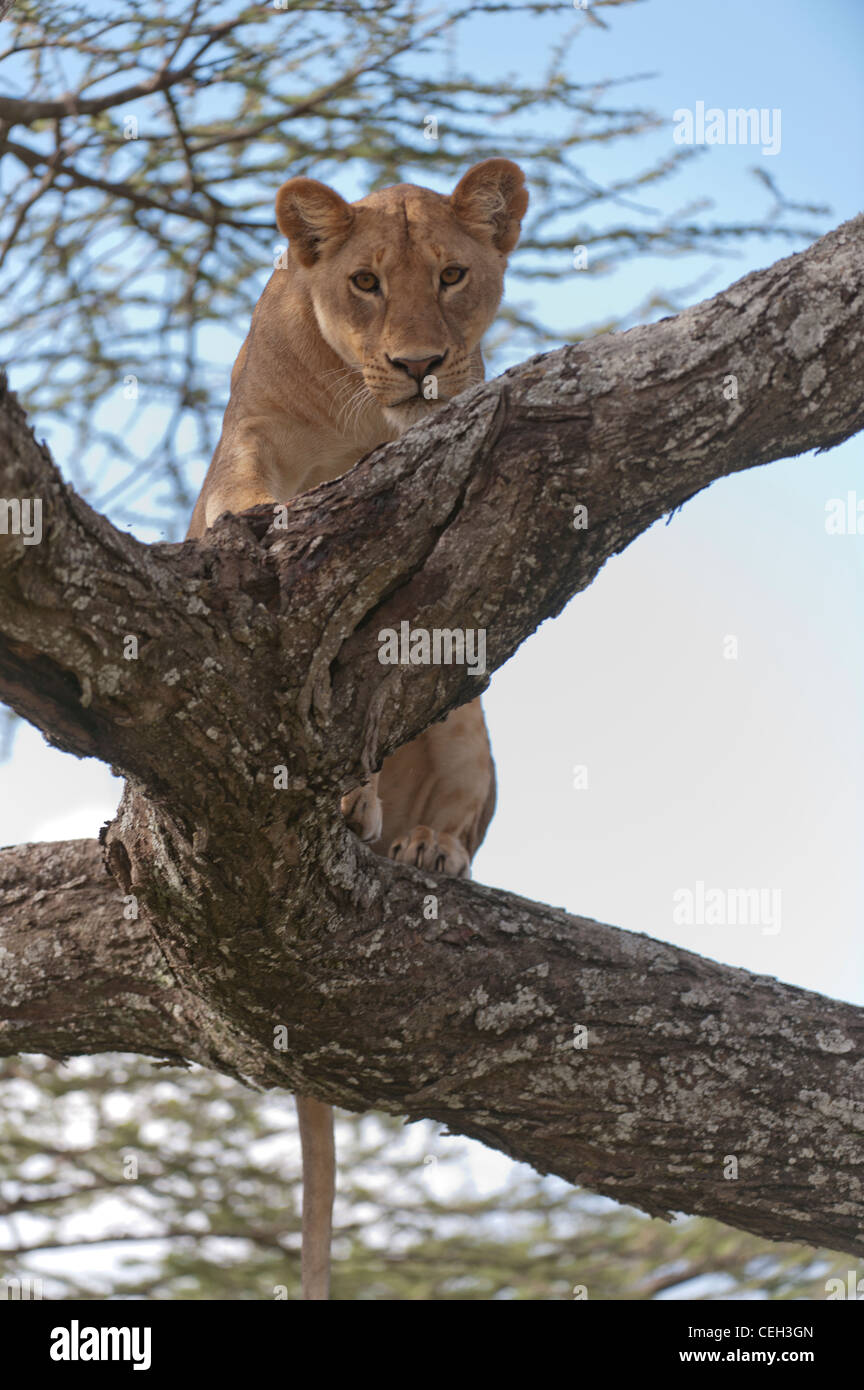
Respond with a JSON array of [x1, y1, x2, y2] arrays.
[[388, 351, 446, 383]]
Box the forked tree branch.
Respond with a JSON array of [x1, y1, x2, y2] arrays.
[[1, 216, 862, 1254]]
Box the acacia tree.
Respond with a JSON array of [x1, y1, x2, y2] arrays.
[[1, 211, 863, 1261], [1, 0, 861, 1288], [0, 1055, 852, 1300]]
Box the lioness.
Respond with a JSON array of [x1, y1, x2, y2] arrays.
[[188, 158, 528, 1298]]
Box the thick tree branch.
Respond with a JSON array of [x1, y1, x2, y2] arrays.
[[1, 217, 862, 1256], [0, 839, 192, 1061], [1, 834, 862, 1257], [3, 216, 862, 789]]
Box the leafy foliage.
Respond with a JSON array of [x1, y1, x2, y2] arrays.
[[0, 1055, 850, 1300]]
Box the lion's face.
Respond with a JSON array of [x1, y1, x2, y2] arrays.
[[275, 160, 528, 435]]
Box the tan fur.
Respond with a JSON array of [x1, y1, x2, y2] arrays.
[[187, 159, 528, 1299], [295, 1095, 335, 1300]]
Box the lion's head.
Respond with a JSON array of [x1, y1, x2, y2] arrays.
[[274, 159, 528, 434]]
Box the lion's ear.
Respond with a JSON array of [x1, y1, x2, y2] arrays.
[[275, 178, 354, 267], [450, 159, 528, 254]]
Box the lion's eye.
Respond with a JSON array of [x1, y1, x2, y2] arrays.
[[440, 266, 466, 286], [351, 271, 379, 293]]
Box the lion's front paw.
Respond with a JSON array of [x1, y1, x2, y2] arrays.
[[389, 825, 470, 877], [341, 780, 383, 843]]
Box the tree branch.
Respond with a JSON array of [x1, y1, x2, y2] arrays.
[[0, 10, 257, 127], [0, 839, 192, 1061], [1, 137, 267, 230], [1, 216, 862, 1256], [1, 834, 862, 1256]]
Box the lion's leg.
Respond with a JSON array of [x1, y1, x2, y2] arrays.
[[340, 773, 382, 843], [370, 698, 496, 878]]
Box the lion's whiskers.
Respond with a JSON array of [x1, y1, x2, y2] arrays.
[[337, 381, 376, 437]]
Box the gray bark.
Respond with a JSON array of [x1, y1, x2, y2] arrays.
[[1, 214, 863, 1255]]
